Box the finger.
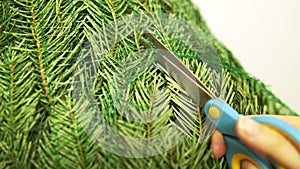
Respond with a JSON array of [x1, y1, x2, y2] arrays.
[[211, 130, 226, 158], [241, 160, 259, 169], [236, 117, 300, 169]]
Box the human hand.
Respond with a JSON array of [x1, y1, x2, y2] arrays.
[[210, 115, 300, 169]]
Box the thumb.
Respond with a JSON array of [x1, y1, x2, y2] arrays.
[[236, 117, 300, 169]]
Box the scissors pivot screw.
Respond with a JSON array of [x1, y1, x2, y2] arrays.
[[208, 106, 221, 120]]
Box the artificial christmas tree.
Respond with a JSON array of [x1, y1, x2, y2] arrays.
[[0, 0, 296, 168]]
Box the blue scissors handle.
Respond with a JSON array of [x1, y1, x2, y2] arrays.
[[144, 32, 300, 168], [204, 99, 300, 169]]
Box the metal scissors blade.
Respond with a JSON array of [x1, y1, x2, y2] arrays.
[[145, 32, 300, 169], [145, 32, 216, 109]]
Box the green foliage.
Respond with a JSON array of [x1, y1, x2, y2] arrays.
[[0, 0, 296, 169]]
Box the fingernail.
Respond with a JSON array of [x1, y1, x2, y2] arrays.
[[241, 160, 258, 169], [239, 117, 259, 136]]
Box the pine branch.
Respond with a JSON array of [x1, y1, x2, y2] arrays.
[[1, 0, 297, 168]]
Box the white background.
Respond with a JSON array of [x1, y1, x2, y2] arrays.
[[193, 0, 300, 113]]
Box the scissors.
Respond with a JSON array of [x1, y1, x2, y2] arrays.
[[145, 32, 300, 169]]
